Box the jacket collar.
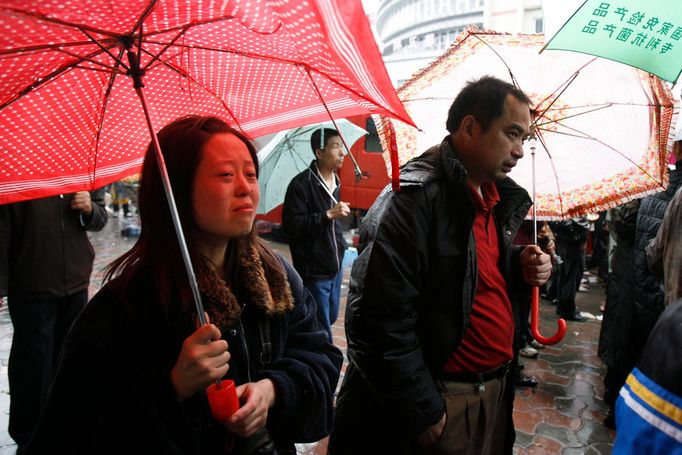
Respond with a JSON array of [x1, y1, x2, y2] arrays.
[[399, 137, 532, 226], [198, 244, 294, 328]]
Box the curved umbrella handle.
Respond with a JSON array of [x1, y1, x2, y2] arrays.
[[530, 286, 566, 345]]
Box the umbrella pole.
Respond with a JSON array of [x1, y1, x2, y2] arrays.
[[127, 49, 236, 413], [304, 68, 364, 180], [528, 134, 567, 345], [126, 49, 207, 327]]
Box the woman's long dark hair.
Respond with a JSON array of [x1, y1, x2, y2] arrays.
[[105, 116, 284, 321]]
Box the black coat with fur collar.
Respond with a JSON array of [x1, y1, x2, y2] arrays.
[[26, 253, 342, 454]]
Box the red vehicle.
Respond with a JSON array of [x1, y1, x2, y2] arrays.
[[339, 115, 390, 217], [256, 115, 388, 227]]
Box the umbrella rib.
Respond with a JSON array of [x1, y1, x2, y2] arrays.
[[0, 42, 122, 111], [0, 40, 117, 56], [535, 104, 612, 128], [471, 33, 521, 89], [537, 127, 591, 140], [533, 72, 580, 124], [0, 6, 126, 40], [91, 47, 127, 185], [539, 123, 665, 187], [533, 58, 598, 118], [144, 40, 390, 116], [79, 29, 129, 70], [140, 14, 283, 39], [142, 29, 187, 71], [537, 101, 665, 127], [142, 40, 302, 66], [535, 129, 566, 218], [50, 43, 126, 74], [136, 48, 246, 132], [301, 66, 363, 177]]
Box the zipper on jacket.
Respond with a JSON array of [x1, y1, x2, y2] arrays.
[[311, 164, 343, 274], [237, 314, 252, 383], [331, 216, 341, 274]]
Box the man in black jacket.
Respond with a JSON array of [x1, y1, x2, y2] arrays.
[[282, 128, 349, 339], [0, 190, 107, 452], [328, 77, 552, 455]]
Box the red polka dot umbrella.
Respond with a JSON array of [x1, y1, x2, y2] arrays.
[[0, 0, 413, 204], [0, 0, 414, 342]]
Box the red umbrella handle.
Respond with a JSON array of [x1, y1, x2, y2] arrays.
[[206, 379, 240, 421], [530, 286, 566, 345]]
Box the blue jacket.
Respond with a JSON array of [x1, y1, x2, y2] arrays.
[[614, 299, 682, 454]]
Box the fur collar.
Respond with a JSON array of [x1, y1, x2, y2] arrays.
[[197, 244, 294, 328]]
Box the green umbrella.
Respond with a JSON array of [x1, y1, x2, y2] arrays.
[[543, 0, 682, 83]]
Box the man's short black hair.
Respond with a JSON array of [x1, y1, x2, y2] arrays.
[[310, 128, 341, 155], [445, 76, 531, 133]]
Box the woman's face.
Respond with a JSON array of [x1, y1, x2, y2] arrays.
[[191, 133, 259, 244]]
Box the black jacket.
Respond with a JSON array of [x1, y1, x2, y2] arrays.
[[636, 297, 682, 397], [25, 256, 342, 454], [631, 162, 682, 340], [282, 162, 346, 282], [598, 200, 640, 370], [329, 138, 531, 454], [0, 190, 107, 299]]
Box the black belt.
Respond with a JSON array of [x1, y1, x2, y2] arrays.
[[440, 361, 511, 384]]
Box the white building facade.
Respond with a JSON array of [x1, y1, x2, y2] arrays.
[[374, 0, 544, 86]]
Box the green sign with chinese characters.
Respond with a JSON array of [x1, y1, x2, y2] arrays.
[[544, 0, 682, 83]]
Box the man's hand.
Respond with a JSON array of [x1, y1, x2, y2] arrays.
[[70, 191, 93, 216], [416, 413, 446, 447], [326, 201, 350, 220], [520, 245, 553, 286]]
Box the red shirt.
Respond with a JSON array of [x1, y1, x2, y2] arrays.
[[443, 183, 514, 373]]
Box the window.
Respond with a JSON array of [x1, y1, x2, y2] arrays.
[[535, 18, 544, 34], [364, 118, 382, 153]]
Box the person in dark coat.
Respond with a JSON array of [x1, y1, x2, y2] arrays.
[[282, 128, 349, 339], [598, 199, 640, 425], [550, 217, 590, 321], [628, 140, 682, 381], [328, 77, 552, 455], [646, 141, 682, 308], [25, 116, 342, 454], [597, 143, 682, 429], [0, 190, 107, 451]]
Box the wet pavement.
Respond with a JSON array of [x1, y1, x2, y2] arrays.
[[0, 214, 616, 454]]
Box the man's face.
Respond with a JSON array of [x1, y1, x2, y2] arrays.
[[316, 135, 345, 172], [464, 94, 531, 187]]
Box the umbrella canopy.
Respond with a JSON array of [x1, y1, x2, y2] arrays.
[[0, 0, 414, 204], [544, 0, 682, 84], [377, 29, 678, 220], [256, 119, 367, 214]]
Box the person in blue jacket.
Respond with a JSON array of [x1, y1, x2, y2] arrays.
[[613, 298, 682, 454]]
